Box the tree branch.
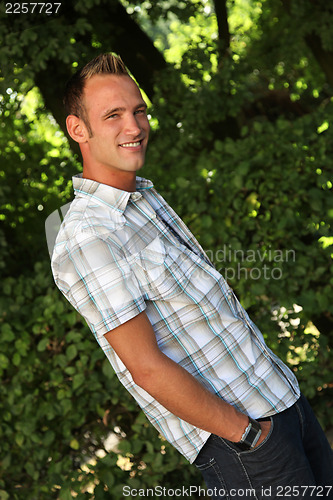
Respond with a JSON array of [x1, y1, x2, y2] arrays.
[[281, 0, 333, 89], [212, 0, 230, 56], [92, 1, 167, 99], [304, 33, 333, 89]]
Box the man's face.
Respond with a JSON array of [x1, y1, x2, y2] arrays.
[[81, 74, 150, 176]]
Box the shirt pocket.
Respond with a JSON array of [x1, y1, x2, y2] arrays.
[[127, 236, 181, 300]]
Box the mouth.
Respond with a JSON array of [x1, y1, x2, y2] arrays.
[[119, 140, 143, 149]]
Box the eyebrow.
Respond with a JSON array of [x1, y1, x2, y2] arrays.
[[102, 103, 147, 119]]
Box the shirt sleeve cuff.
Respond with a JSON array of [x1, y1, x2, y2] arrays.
[[92, 298, 147, 338]]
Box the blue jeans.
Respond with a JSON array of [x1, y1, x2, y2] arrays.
[[194, 394, 333, 500]]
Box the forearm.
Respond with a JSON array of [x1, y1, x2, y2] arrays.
[[134, 351, 248, 442], [104, 312, 253, 443]]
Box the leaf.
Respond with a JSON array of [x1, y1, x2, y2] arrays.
[[66, 345, 77, 361], [59, 488, 73, 500], [12, 353, 21, 366], [72, 373, 85, 390], [43, 430, 55, 446], [94, 484, 106, 500], [37, 338, 49, 352], [69, 439, 80, 450], [102, 359, 114, 379], [15, 434, 24, 447], [1, 324, 15, 342], [25, 461, 35, 477], [0, 354, 9, 370]]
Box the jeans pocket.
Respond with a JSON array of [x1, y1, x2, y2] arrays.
[[245, 416, 274, 454], [194, 435, 216, 469], [194, 456, 230, 500], [194, 456, 217, 471], [222, 417, 275, 455]]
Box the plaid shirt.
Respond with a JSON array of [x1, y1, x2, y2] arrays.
[[51, 174, 300, 463]]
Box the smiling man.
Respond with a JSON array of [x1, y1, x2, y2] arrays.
[[51, 53, 333, 499], [65, 67, 149, 191]]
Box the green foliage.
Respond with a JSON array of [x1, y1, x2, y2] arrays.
[[0, 0, 333, 497], [0, 262, 203, 498], [0, 86, 77, 275]]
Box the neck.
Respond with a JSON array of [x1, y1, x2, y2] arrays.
[[82, 163, 137, 192]]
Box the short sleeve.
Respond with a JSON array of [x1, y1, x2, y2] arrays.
[[52, 231, 146, 337]]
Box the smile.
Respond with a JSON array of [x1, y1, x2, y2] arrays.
[[119, 141, 142, 148]]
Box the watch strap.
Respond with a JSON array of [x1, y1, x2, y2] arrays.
[[237, 417, 262, 451]]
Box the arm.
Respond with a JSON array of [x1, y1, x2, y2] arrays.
[[104, 311, 270, 445]]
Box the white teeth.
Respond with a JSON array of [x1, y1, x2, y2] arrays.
[[120, 142, 141, 148]]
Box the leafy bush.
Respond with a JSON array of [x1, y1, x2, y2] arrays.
[[0, 261, 203, 499]]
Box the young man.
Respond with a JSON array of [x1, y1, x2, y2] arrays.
[[51, 53, 333, 499]]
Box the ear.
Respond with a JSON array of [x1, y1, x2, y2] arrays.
[[66, 115, 89, 144]]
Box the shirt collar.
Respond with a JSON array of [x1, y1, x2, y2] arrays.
[[72, 174, 154, 214]]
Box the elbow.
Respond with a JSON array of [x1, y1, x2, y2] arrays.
[[132, 368, 155, 391], [131, 364, 161, 392]]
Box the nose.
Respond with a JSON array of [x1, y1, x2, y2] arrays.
[[124, 113, 141, 137]]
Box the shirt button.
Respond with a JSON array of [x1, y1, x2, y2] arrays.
[[130, 193, 141, 201]]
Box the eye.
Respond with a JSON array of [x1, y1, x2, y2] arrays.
[[135, 108, 146, 115]]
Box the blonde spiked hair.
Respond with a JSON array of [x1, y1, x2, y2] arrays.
[[63, 53, 129, 135]]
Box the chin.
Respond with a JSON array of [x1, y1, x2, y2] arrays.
[[131, 161, 145, 172]]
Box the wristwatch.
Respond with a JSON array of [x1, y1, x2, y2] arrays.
[[236, 417, 262, 451]]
